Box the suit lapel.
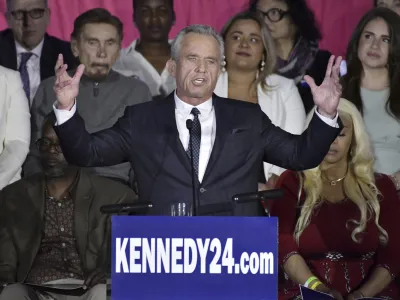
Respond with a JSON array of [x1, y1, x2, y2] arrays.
[[202, 95, 234, 182], [1, 29, 18, 70], [21, 175, 46, 279], [154, 94, 192, 176], [73, 171, 95, 267], [40, 34, 56, 79]]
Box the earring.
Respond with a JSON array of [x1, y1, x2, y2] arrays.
[[260, 60, 265, 72], [221, 56, 227, 72]]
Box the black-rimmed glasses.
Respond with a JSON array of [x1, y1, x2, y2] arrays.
[[258, 8, 288, 23], [36, 138, 62, 154], [9, 8, 47, 20]]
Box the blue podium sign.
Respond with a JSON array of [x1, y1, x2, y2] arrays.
[[112, 216, 278, 300]]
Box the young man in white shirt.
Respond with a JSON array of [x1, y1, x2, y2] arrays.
[[113, 0, 176, 98]]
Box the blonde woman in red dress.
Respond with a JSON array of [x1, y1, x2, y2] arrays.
[[271, 99, 400, 299]]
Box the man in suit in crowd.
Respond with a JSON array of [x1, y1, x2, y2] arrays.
[[0, 113, 135, 299], [0, 0, 75, 104], [51, 24, 343, 216]]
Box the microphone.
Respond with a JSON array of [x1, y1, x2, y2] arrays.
[[100, 202, 153, 215], [186, 119, 193, 130], [186, 119, 197, 216], [232, 189, 284, 203]]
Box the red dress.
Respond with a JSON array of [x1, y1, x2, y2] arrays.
[[270, 171, 400, 299]]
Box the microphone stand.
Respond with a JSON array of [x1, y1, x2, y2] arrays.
[[232, 189, 285, 217], [186, 120, 198, 216]]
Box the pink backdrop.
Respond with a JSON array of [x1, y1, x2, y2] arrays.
[[0, 0, 373, 56]]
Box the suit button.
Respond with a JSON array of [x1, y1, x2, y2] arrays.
[[199, 188, 206, 193]]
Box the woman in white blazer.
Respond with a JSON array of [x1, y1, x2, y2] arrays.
[[215, 11, 306, 189], [0, 65, 30, 190]]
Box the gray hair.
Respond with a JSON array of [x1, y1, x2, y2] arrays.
[[6, 0, 48, 11], [171, 24, 224, 61]]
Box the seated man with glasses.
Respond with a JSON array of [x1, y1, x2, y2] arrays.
[[0, 113, 135, 300], [0, 0, 75, 105]]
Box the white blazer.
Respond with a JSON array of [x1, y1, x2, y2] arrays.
[[214, 72, 306, 180], [0, 65, 30, 189]]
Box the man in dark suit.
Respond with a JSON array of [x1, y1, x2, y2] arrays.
[[0, 0, 75, 104], [0, 114, 135, 299], [51, 24, 343, 216]]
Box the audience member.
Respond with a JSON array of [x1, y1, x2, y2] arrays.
[[271, 99, 400, 299], [0, 0, 76, 105], [113, 0, 176, 97], [51, 24, 342, 216], [341, 8, 400, 194], [0, 113, 135, 299], [375, 0, 400, 15], [249, 0, 332, 114], [215, 11, 305, 190], [25, 8, 151, 189], [0, 65, 30, 190]]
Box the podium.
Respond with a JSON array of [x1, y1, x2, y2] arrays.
[[111, 216, 278, 300]]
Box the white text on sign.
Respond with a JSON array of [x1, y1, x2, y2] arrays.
[[115, 238, 274, 275]]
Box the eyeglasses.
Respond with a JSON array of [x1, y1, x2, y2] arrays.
[[9, 8, 46, 20], [259, 8, 288, 23], [36, 138, 62, 154]]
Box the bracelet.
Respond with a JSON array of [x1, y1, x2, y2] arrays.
[[390, 175, 400, 190], [310, 281, 323, 290], [304, 276, 319, 287]]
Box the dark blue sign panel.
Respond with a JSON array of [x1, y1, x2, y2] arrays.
[[112, 216, 278, 300]]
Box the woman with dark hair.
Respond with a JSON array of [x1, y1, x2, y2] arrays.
[[249, 0, 332, 114], [341, 7, 400, 194], [215, 11, 305, 189], [375, 0, 400, 15]]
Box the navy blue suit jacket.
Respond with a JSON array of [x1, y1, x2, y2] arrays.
[[54, 93, 342, 216]]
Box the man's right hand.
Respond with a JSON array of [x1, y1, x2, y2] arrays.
[[53, 54, 85, 111]]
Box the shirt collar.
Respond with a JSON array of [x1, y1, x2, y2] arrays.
[[174, 91, 213, 118], [15, 38, 44, 58], [126, 39, 173, 55]]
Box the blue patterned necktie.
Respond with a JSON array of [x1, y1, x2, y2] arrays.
[[19, 52, 33, 100], [187, 108, 201, 176]]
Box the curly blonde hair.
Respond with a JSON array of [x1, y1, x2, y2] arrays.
[[295, 99, 388, 246]]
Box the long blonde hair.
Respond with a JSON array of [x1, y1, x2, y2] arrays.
[[295, 99, 388, 246]]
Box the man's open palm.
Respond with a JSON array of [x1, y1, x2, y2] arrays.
[[304, 55, 342, 118]]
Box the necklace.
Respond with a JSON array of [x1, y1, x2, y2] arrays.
[[322, 171, 348, 186]]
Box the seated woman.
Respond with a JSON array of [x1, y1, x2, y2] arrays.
[[0, 65, 30, 190], [249, 0, 332, 114], [271, 99, 400, 299], [341, 8, 400, 194], [215, 11, 305, 189]]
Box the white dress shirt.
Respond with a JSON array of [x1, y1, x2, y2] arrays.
[[174, 93, 215, 183], [112, 40, 176, 97], [53, 93, 338, 183], [15, 39, 44, 105]]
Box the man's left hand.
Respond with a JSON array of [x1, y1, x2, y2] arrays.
[[304, 55, 342, 119], [83, 268, 107, 290]]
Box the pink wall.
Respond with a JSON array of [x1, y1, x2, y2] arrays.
[[0, 0, 373, 56]]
